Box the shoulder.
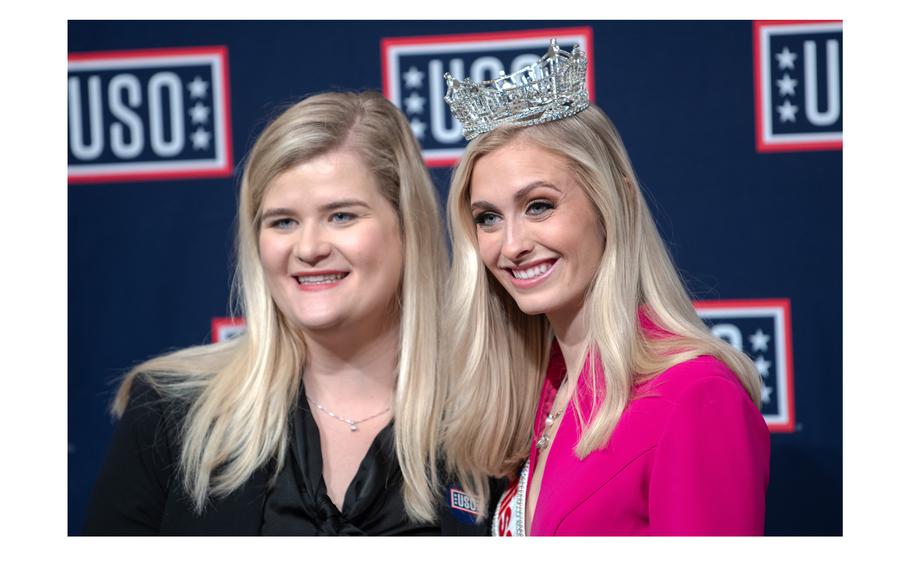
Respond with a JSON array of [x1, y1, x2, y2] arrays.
[[636, 356, 768, 449], [83, 374, 187, 534], [116, 374, 191, 451], [640, 355, 751, 406], [625, 355, 766, 447], [642, 360, 770, 535]]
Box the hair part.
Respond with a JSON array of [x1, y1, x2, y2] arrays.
[[442, 105, 762, 518], [114, 91, 447, 522]]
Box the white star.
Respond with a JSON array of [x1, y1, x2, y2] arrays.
[[409, 117, 426, 139], [754, 355, 771, 378], [776, 46, 798, 70], [776, 73, 798, 96], [190, 127, 211, 150], [187, 76, 209, 99], [189, 102, 211, 124], [760, 383, 773, 405], [403, 91, 426, 114], [402, 66, 425, 89], [749, 329, 771, 352], [777, 99, 799, 122]]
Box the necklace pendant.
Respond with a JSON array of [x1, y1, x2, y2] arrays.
[[305, 395, 389, 433], [536, 435, 549, 450]]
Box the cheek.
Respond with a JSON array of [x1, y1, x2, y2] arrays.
[[258, 234, 282, 274], [475, 231, 501, 270], [569, 220, 605, 278], [344, 224, 403, 277]]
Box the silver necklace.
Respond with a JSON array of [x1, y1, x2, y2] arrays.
[[305, 396, 390, 432], [536, 409, 564, 450], [536, 375, 569, 450]]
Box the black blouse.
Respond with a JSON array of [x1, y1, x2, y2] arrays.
[[261, 392, 438, 535], [84, 377, 498, 535]]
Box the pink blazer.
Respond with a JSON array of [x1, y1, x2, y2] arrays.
[[528, 343, 770, 536]]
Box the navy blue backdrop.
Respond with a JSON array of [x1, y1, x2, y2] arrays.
[[68, 20, 843, 536]]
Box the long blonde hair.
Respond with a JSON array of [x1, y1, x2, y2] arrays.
[[113, 91, 447, 522], [442, 104, 762, 516]]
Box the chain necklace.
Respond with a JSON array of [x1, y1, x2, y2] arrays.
[[305, 396, 390, 432], [536, 374, 570, 450], [535, 409, 563, 450]]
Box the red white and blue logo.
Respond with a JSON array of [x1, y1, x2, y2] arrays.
[[448, 485, 480, 525], [211, 317, 245, 343], [695, 298, 796, 432], [381, 27, 595, 168], [449, 487, 479, 515], [753, 20, 842, 153], [68, 46, 233, 184]]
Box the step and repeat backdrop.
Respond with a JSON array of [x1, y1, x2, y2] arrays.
[[68, 20, 842, 535]]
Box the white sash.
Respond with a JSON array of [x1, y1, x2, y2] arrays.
[[492, 460, 530, 536]]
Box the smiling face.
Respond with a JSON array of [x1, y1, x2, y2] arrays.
[[258, 149, 403, 335], [469, 138, 605, 326]]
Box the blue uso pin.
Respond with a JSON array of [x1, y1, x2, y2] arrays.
[[448, 485, 480, 525]]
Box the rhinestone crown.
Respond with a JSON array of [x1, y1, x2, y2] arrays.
[[443, 39, 590, 141]]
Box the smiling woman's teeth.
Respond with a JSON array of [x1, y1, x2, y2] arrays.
[[296, 273, 346, 284], [512, 262, 552, 280]]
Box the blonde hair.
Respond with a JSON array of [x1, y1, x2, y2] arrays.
[[442, 104, 762, 517], [113, 91, 447, 522]]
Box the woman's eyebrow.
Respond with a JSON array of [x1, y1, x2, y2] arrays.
[[261, 207, 295, 220], [513, 180, 560, 203], [471, 181, 560, 211], [318, 199, 370, 213], [470, 200, 498, 211]]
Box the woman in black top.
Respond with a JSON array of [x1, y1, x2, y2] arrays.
[[84, 92, 485, 535]]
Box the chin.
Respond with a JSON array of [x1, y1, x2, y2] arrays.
[[510, 295, 554, 317], [286, 309, 347, 332]]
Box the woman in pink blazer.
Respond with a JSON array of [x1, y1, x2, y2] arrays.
[[441, 41, 770, 536]]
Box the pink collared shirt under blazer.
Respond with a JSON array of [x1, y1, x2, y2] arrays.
[[494, 328, 770, 536]]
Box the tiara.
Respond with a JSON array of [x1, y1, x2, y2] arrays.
[[443, 39, 590, 141]]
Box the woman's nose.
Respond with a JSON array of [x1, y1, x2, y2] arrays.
[[293, 224, 332, 265], [501, 220, 533, 262]]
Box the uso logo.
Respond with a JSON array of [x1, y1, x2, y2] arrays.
[[449, 487, 478, 514], [448, 485, 480, 526], [753, 20, 842, 153], [381, 27, 594, 168], [68, 46, 233, 184], [695, 298, 795, 432]]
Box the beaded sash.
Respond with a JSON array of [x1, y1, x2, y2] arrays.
[[492, 460, 530, 536]]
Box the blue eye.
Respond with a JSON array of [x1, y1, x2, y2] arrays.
[[330, 212, 355, 223], [527, 201, 553, 216], [271, 218, 296, 230], [473, 212, 501, 227]]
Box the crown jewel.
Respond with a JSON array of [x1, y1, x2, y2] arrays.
[[443, 39, 590, 141]]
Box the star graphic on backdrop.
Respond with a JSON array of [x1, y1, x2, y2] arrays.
[[754, 355, 771, 378], [777, 99, 799, 122], [191, 127, 212, 150], [189, 102, 211, 124], [776, 46, 798, 70], [404, 91, 426, 114], [776, 73, 798, 96], [187, 76, 209, 99], [761, 383, 773, 405], [749, 329, 770, 352], [402, 66, 425, 89], [409, 117, 426, 139]]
